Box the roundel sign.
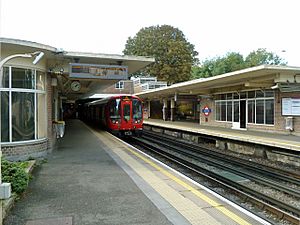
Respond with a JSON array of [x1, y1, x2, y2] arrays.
[[202, 106, 211, 116]]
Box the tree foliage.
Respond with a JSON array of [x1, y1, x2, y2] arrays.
[[245, 48, 286, 67], [192, 48, 286, 79], [123, 25, 198, 84]]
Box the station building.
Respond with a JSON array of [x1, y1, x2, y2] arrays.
[[138, 65, 300, 136], [0, 38, 154, 160]]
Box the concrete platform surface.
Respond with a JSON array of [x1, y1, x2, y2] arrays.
[[3, 120, 174, 225]]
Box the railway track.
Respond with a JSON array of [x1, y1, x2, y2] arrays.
[[143, 131, 300, 196], [126, 130, 300, 225]]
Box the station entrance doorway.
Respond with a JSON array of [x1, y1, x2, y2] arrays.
[[232, 100, 246, 129]]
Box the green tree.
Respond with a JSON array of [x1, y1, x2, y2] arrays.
[[192, 49, 286, 79], [123, 25, 198, 84], [245, 48, 287, 67], [192, 52, 245, 79]]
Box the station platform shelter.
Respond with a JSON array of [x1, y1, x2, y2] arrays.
[[137, 65, 300, 137], [0, 37, 154, 160]]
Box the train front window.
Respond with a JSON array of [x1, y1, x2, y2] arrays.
[[133, 99, 142, 120], [123, 104, 131, 122], [109, 99, 121, 121]]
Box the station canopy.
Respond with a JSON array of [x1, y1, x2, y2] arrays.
[[0, 38, 155, 101], [136, 65, 300, 100]]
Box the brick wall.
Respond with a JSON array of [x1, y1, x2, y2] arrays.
[[2, 140, 48, 161], [101, 80, 133, 94]]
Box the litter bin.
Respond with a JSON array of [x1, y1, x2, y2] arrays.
[[53, 121, 65, 138]]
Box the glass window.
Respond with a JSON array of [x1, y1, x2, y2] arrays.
[[214, 90, 274, 125], [115, 81, 124, 89], [265, 90, 274, 97], [265, 99, 274, 124], [221, 101, 226, 121], [240, 92, 246, 99], [1, 67, 46, 143], [12, 92, 35, 141], [256, 100, 264, 124], [1, 91, 9, 142], [36, 71, 45, 91], [248, 91, 255, 98], [247, 100, 255, 123], [2, 67, 9, 88], [133, 99, 142, 120], [234, 101, 239, 122], [233, 93, 239, 99], [109, 99, 121, 120], [227, 101, 232, 121], [256, 90, 264, 98], [215, 102, 221, 121], [12, 68, 35, 89], [123, 104, 131, 122], [226, 93, 232, 100]]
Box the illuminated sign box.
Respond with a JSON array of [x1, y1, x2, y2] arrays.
[[69, 63, 128, 79]]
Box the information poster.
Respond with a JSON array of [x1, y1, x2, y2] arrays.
[[282, 98, 300, 116]]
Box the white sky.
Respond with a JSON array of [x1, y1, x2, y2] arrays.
[[0, 0, 299, 66]]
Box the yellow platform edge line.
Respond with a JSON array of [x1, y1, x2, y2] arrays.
[[88, 126, 251, 225], [124, 145, 251, 225]]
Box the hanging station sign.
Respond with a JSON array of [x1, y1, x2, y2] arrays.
[[69, 63, 128, 79]]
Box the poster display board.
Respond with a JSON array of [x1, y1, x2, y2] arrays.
[[282, 98, 300, 116]]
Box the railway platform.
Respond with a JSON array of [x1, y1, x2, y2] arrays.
[[144, 119, 300, 152], [5, 120, 270, 225]]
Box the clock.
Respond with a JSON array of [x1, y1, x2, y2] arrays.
[[70, 80, 81, 92]]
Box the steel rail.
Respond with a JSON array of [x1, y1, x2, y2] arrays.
[[141, 132, 300, 199], [129, 136, 300, 224], [144, 130, 300, 186]]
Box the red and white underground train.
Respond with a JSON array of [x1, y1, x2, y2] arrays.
[[84, 95, 143, 136]]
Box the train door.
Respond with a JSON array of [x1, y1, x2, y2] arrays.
[[121, 99, 132, 130]]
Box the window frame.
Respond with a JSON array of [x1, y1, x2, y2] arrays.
[[215, 90, 274, 125], [115, 81, 124, 89], [0, 66, 47, 143]]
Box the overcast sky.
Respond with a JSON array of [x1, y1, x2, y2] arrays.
[[1, 0, 299, 66]]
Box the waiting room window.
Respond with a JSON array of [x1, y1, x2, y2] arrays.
[[247, 100, 255, 123], [0, 66, 46, 143], [256, 99, 264, 124], [115, 81, 124, 89], [215, 90, 274, 125]]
